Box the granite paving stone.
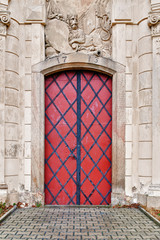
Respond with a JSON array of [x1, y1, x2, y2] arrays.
[[0, 207, 160, 239]]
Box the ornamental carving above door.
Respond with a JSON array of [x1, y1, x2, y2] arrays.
[[45, 0, 112, 58]]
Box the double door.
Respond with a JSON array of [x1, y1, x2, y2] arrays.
[[45, 71, 112, 205]]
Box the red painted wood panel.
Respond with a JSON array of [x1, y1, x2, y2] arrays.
[[45, 72, 77, 205], [45, 71, 112, 205], [80, 72, 112, 205]]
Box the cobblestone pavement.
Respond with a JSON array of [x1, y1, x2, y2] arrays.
[[0, 207, 160, 239]]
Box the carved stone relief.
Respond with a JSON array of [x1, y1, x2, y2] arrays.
[[0, 10, 10, 26], [156, 38, 160, 55], [148, 11, 160, 36], [45, 0, 112, 58], [0, 10, 10, 37], [148, 12, 160, 27], [25, 5, 45, 23], [151, 24, 160, 36]]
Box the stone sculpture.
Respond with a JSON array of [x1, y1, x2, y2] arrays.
[[46, 0, 64, 21], [67, 14, 85, 51], [45, 0, 112, 58]]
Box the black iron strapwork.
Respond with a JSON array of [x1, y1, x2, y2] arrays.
[[45, 71, 112, 205], [80, 72, 112, 205], [45, 72, 78, 204]]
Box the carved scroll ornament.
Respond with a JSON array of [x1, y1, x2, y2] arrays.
[[148, 12, 160, 27], [0, 10, 10, 26]]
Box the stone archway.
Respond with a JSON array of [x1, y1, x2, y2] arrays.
[[31, 53, 125, 205]]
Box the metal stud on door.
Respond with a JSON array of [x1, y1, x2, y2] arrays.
[[45, 71, 112, 205]]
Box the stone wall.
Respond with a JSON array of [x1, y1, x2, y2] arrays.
[[0, 0, 45, 204], [0, 0, 160, 208], [138, 0, 152, 204]]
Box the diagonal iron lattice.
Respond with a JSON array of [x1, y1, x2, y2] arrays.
[[45, 71, 112, 205], [80, 72, 112, 205], [45, 72, 78, 205]]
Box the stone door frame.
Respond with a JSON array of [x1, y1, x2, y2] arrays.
[[31, 53, 125, 204]]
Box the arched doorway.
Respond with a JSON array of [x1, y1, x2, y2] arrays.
[[31, 53, 125, 205], [45, 70, 112, 205]]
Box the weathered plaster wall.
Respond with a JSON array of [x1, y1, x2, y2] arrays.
[[0, 0, 160, 207]]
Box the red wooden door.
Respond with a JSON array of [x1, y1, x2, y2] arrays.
[[45, 71, 112, 205]]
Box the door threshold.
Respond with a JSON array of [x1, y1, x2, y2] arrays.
[[44, 205, 111, 208]]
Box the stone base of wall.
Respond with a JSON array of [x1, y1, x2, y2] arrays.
[[147, 184, 160, 208], [0, 184, 8, 203], [113, 193, 160, 208], [6, 190, 44, 206], [111, 192, 126, 206], [147, 196, 160, 209], [3, 189, 160, 208], [137, 193, 147, 206], [7, 191, 19, 205], [138, 193, 160, 209]]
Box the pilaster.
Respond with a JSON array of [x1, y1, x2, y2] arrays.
[[0, 1, 10, 201], [148, 3, 160, 205]]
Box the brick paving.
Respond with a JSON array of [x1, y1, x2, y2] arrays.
[[0, 207, 160, 239]]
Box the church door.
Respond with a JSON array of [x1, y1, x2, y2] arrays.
[[45, 70, 112, 205]]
